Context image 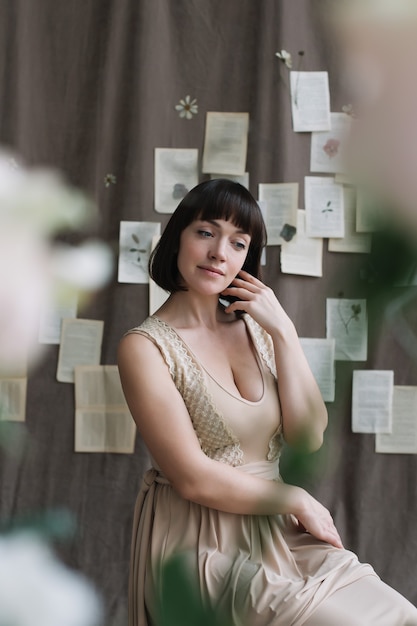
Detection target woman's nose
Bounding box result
[209,238,226,260]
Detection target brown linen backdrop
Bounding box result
[0,1,416,623]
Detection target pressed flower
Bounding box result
[275,49,292,68]
[323,138,340,158]
[175,95,198,119]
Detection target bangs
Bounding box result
[196,183,263,242]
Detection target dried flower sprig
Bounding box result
[342,103,357,118]
[276,50,305,108]
[275,49,293,68]
[338,300,362,334]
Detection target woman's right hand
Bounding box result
[293,489,344,549]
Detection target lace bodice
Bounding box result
[126,315,283,466]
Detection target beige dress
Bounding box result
[127,315,417,626]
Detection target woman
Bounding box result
[118,179,417,625]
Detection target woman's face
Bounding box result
[177,218,251,295]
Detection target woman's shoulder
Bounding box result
[119,315,189,379]
[119,317,169,358]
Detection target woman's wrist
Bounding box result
[269,318,297,345]
[280,483,308,516]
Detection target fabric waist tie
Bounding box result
[143,467,171,489]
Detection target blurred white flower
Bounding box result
[0,150,113,370]
[0,227,50,368]
[175,95,198,119]
[51,240,114,292]
[275,49,292,68]
[0,155,96,236]
[0,533,102,626]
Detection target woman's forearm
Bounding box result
[270,322,328,452]
[173,454,306,517]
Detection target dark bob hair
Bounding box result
[149,178,267,294]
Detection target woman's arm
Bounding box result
[222,271,328,452]
[117,332,341,548]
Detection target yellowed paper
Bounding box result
[352,370,393,433]
[305,176,345,238]
[326,298,368,361]
[258,183,298,245]
[74,365,136,453]
[154,148,199,214]
[328,188,372,253]
[0,377,27,422]
[290,71,331,132]
[310,113,351,174]
[38,294,78,344]
[280,210,323,277]
[202,112,249,175]
[118,221,161,284]
[376,386,417,454]
[57,318,104,383]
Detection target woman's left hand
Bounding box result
[221,270,293,337]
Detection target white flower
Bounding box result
[275,49,292,68]
[0,150,112,370]
[51,240,114,292]
[0,154,95,236]
[175,95,198,119]
[0,227,50,368]
[0,533,102,626]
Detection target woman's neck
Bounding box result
[155,291,233,330]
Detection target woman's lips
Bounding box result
[198,265,225,276]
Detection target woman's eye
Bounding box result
[197,229,213,238]
[233,241,247,250]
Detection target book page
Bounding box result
[280,210,323,277]
[210,172,249,189]
[328,187,372,253]
[154,148,199,214]
[310,113,351,174]
[326,298,368,361]
[352,370,394,433]
[202,112,249,175]
[74,365,136,453]
[290,71,331,132]
[118,221,161,284]
[0,377,27,422]
[57,319,104,383]
[299,338,335,402]
[376,386,417,454]
[305,176,344,238]
[38,294,78,344]
[258,183,298,245]
[75,410,136,454]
